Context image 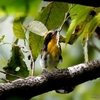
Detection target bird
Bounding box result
[40,29,62,71]
[40,29,74,94]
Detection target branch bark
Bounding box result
[0,59,100,99]
[43,0,100,7]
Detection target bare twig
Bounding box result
[0,78,11,83]
[83,35,89,62]
[0,70,23,79]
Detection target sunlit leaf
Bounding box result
[68,21,86,44]
[3,45,29,80]
[81,9,100,42]
[25,20,48,36]
[13,16,26,39]
[37,2,69,30]
[88,13,100,37]
[29,32,43,60]
[68,4,84,20]
[66,6,93,44]
[68,8,96,44]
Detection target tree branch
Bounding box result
[43,0,100,7]
[0,59,100,99]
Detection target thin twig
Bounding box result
[83,36,89,62]
[30,59,35,76]
[0,70,23,78]
[0,78,11,83]
[57,4,76,32]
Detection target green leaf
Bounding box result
[3,45,29,80]
[68,4,84,20]
[88,13,100,37]
[13,16,26,39]
[37,2,69,30]
[29,32,43,60]
[68,21,86,44]
[0,0,41,16]
[81,9,100,42]
[66,6,93,43]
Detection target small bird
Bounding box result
[40,30,71,94]
[40,30,62,71]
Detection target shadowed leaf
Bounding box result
[37,2,69,30]
[29,32,43,60]
[3,45,29,80]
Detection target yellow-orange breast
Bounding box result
[47,34,61,58]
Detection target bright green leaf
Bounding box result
[37,2,69,30]
[66,6,93,43]
[68,7,100,44]
[13,16,26,39]
[88,13,100,37]
[81,10,100,42]
[29,32,43,60]
[68,21,86,44]
[68,4,84,20]
[3,45,29,80]
[75,7,93,24]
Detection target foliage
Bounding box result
[0,0,41,16]
[3,42,29,80]
[0,0,100,100]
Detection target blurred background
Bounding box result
[0,1,100,100]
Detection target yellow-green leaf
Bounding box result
[68,4,84,20]
[81,12,100,42]
[66,6,93,44]
[88,13,100,37]
[13,16,26,39]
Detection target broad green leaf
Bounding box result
[13,16,26,39]
[3,45,29,80]
[66,6,93,43]
[37,2,68,30]
[24,20,48,36]
[0,0,41,16]
[29,32,43,60]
